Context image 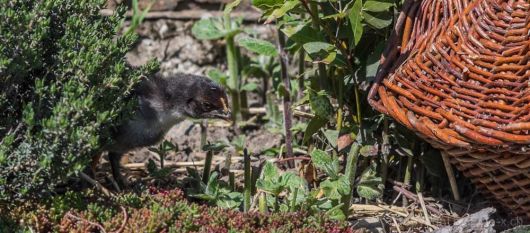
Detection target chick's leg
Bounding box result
[108,152,127,189]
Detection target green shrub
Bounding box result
[0,0,157,202]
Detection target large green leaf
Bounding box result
[356,164,384,200]
[308,89,333,119]
[348,0,363,46]
[252,0,284,11]
[363,0,394,12]
[303,42,337,64]
[238,37,278,57]
[224,0,242,16]
[363,11,392,29]
[191,18,225,40]
[320,176,350,200]
[282,23,325,44]
[265,0,299,23]
[302,116,329,145]
[310,149,339,179]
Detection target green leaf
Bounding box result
[252,0,283,11]
[191,18,225,40]
[281,23,324,44]
[310,149,339,179]
[320,176,350,200]
[360,145,378,157]
[238,37,278,57]
[265,0,300,23]
[363,11,392,29]
[224,0,242,16]
[202,141,228,152]
[303,42,337,64]
[256,161,287,195]
[357,164,384,200]
[326,204,346,221]
[217,192,243,209]
[308,89,333,119]
[241,83,258,92]
[207,69,228,87]
[323,129,339,148]
[365,41,385,81]
[302,116,328,145]
[349,0,363,46]
[363,0,394,12]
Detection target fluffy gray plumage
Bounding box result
[103,73,229,187]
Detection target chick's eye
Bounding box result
[204,103,214,110]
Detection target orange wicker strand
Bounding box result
[369,0,530,219]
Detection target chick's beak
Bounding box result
[215,109,231,121]
[216,97,231,121]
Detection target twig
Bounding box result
[417,192,432,226]
[110,206,128,233]
[393,185,442,215]
[248,107,314,119]
[376,204,438,229]
[441,152,461,201]
[79,172,115,198]
[273,156,311,164]
[391,216,402,233]
[65,211,107,233]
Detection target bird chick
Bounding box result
[104,73,230,187]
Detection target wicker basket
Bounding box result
[368,0,530,218]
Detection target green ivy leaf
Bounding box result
[238,37,278,57]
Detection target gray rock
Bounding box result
[434,208,496,233]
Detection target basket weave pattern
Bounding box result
[368,0,530,218]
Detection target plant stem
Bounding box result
[243,149,251,212]
[402,143,414,206]
[415,160,432,226]
[441,152,461,201]
[229,171,235,192]
[202,150,213,184]
[225,30,241,124]
[381,118,390,189]
[277,28,294,163]
[290,188,298,212]
[259,192,267,213]
[336,75,344,133]
[298,48,305,101]
[308,2,327,90]
[200,120,207,149]
[236,46,250,120]
[274,195,280,212]
[353,83,364,142]
[342,143,361,215]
